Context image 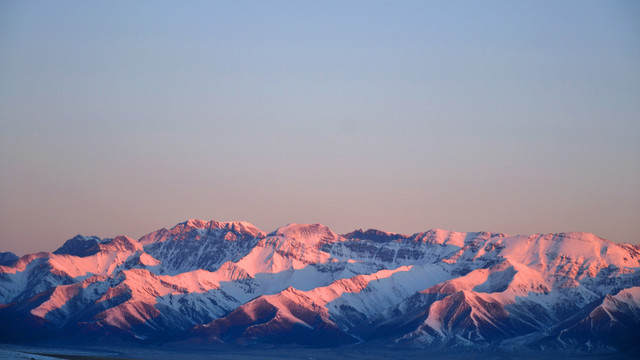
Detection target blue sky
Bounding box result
[1,1,639,254]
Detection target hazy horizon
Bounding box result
[1,1,639,255]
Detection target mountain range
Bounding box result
[1,219,639,353]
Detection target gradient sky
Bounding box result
[1,1,639,255]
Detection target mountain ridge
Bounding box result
[0,219,638,353]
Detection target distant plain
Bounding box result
[2,344,638,360]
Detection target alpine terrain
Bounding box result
[1,220,639,353]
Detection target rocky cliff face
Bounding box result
[1,220,638,352]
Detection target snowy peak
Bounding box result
[343,228,409,242]
[192,285,356,346]
[53,235,102,257]
[138,220,265,274]
[498,232,640,271]
[54,235,142,257]
[175,219,265,238]
[176,219,264,235]
[0,251,19,266]
[412,229,498,247]
[542,286,640,351]
[99,235,142,252]
[182,218,211,229]
[138,219,265,245]
[269,223,342,246]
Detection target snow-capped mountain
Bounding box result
[0,220,638,352]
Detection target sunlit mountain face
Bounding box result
[1,220,639,353]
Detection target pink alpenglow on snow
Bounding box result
[0,219,639,352]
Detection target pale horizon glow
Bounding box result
[1,1,639,255]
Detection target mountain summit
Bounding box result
[0,220,638,352]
